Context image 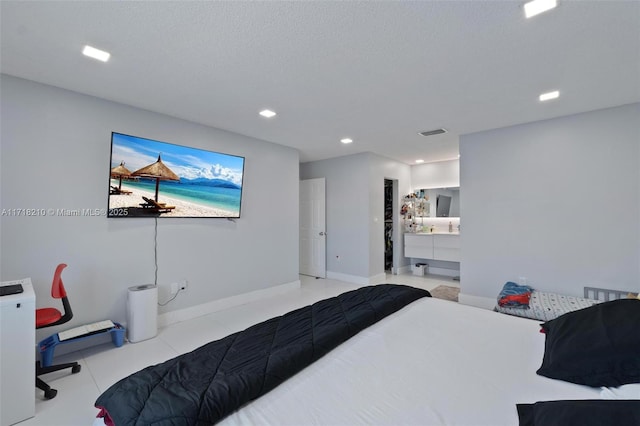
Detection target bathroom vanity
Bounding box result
[404,232,460,262]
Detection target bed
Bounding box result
[95,284,640,426]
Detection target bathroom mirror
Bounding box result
[417,187,460,217]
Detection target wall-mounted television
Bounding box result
[108,132,245,218]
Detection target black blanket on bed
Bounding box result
[95,284,430,425]
[517,400,640,426]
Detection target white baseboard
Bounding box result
[158,279,301,328]
[326,271,387,286]
[458,292,496,310]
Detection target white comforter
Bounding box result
[220,297,600,426]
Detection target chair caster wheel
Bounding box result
[44,388,58,399]
[72,365,81,374]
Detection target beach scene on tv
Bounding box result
[108,133,244,218]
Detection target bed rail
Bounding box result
[583,287,636,301]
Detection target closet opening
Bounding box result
[384,179,395,272]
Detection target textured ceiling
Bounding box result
[1,1,639,164]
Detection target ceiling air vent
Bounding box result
[419,128,447,137]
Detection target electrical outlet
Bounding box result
[170,281,188,295]
[519,276,527,285]
[336,255,340,261]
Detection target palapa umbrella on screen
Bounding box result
[110,161,132,191]
[131,154,180,202]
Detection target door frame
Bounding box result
[299,178,326,278]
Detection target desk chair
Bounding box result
[35,263,81,399]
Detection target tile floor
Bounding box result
[24,273,458,426]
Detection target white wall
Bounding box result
[0,75,300,338]
[459,103,640,306]
[300,152,411,283]
[300,154,370,281]
[368,153,413,277]
[410,159,460,190]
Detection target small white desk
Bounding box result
[0,279,35,426]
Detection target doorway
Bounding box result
[299,178,326,278]
[384,179,394,272]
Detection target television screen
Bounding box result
[108,132,245,218]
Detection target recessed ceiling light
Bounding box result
[539,90,560,101]
[340,138,353,144]
[259,109,277,118]
[524,0,557,18]
[415,159,425,164]
[82,45,110,62]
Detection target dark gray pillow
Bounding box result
[536,299,640,387]
[517,400,640,426]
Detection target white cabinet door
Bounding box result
[433,235,460,262]
[0,282,35,426]
[404,234,433,259]
[299,178,326,278]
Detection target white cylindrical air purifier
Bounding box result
[126,284,158,343]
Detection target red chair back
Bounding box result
[37,263,73,329]
[51,263,68,299]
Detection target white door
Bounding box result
[300,178,326,278]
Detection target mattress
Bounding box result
[495,291,600,321]
[94,285,430,425]
[218,297,600,426]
